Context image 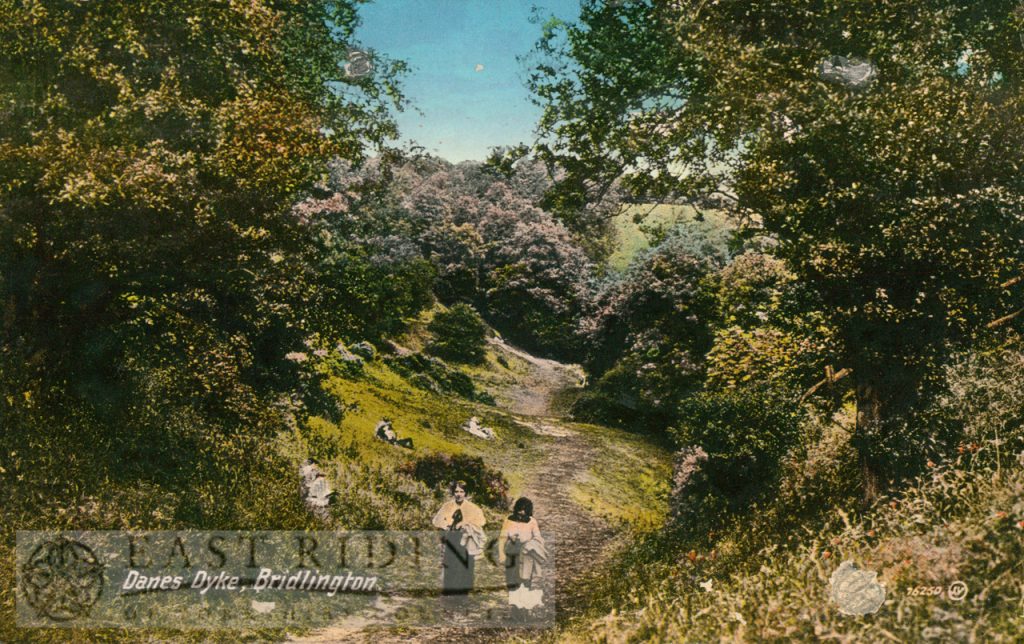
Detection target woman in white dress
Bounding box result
[497,497,546,621]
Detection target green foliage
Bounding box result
[399,453,511,510]
[562,344,1024,640]
[575,235,719,431]
[0,9,423,638]
[714,252,795,328]
[426,303,488,364]
[669,385,802,521]
[706,326,810,391]
[707,252,834,392]
[530,0,1024,491]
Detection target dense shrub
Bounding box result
[426,304,488,364]
[669,385,802,521]
[399,453,511,510]
[385,352,483,400]
[482,217,594,359]
[705,326,820,391]
[571,358,678,431]
[574,236,718,430]
[714,252,795,328]
[706,251,835,396]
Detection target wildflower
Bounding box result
[285,352,308,363]
[926,460,936,468]
[1016,520,1024,530]
[866,530,876,538]
[995,511,1008,520]
[313,349,328,357]
[687,550,698,562]
[822,550,832,559]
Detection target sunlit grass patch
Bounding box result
[569,422,671,530]
[314,360,543,497]
[608,203,733,272]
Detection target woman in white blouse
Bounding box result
[497,497,546,620]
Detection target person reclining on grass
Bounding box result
[375,418,414,449]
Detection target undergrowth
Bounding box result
[550,342,1024,642]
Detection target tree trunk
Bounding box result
[855,380,885,504]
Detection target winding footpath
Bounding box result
[288,340,620,643]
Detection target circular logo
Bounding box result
[830,560,886,616]
[21,538,104,621]
[947,580,968,602]
[344,49,373,80]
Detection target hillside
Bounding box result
[549,343,1024,642]
[284,309,672,641]
[608,204,734,272]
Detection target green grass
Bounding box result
[316,361,544,492]
[570,422,672,530]
[608,203,734,272]
[548,415,1024,643]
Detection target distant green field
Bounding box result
[608,203,734,272]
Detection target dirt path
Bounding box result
[485,337,585,417]
[288,341,616,643]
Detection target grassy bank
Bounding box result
[548,346,1024,642]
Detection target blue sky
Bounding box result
[356,0,581,162]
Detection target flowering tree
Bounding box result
[373,157,596,359]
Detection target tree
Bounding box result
[575,235,717,429]
[427,303,488,364]
[0,0,406,383]
[0,1,409,522]
[530,0,1024,498]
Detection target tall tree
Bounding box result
[0,0,413,521]
[530,0,1024,498]
[0,0,405,385]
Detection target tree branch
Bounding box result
[987,308,1024,330]
[799,367,852,404]
[1000,274,1023,289]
